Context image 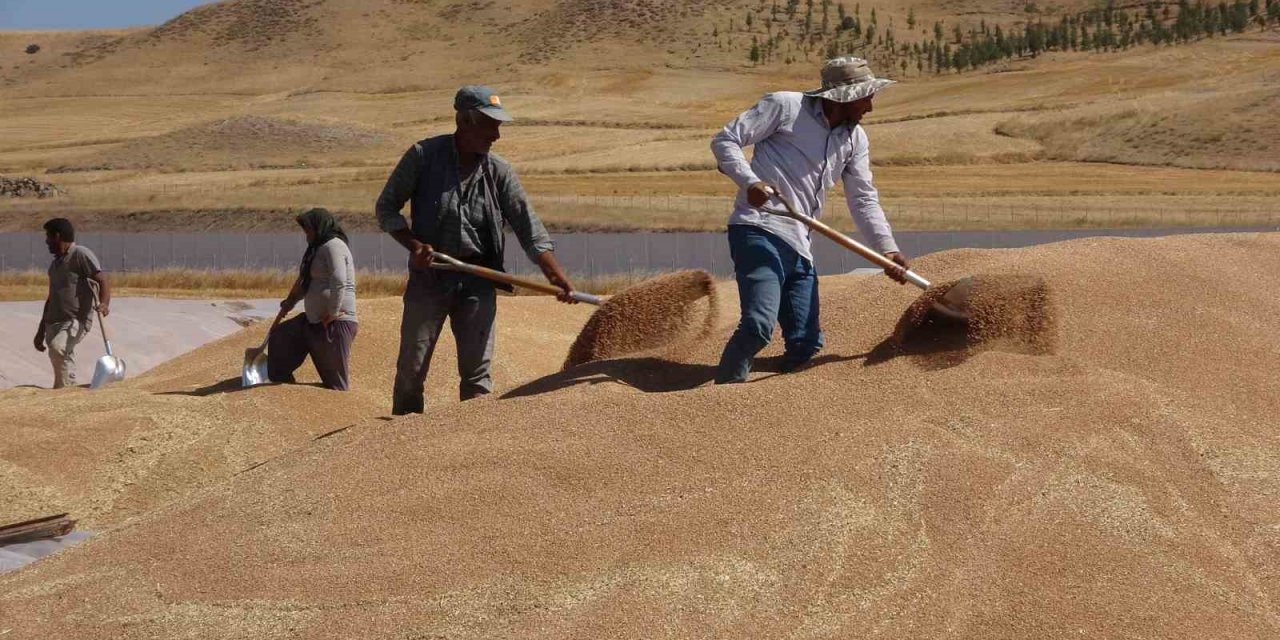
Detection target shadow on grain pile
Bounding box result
[869,274,1057,369]
[562,270,718,370]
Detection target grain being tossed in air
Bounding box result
[563,269,718,369]
[891,273,1057,357]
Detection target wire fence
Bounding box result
[31,180,1280,232]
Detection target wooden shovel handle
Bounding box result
[763,191,932,290]
[87,279,112,352]
[765,193,900,272]
[256,307,289,351]
[429,253,601,305]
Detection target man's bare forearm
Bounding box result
[535,251,572,289]
[389,229,421,253]
[37,297,49,331]
[92,272,111,308]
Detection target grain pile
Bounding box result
[0,297,594,528]
[563,269,717,369]
[890,274,1057,365]
[2,233,1280,639]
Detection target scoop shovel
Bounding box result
[241,307,288,387]
[428,252,602,304]
[428,252,719,369]
[89,303,126,390]
[760,190,971,321]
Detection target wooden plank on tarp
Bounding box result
[0,513,76,546]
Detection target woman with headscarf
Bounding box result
[267,208,359,390]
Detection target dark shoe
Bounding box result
[779,357,812,373]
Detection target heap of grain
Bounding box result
[3,233,1279,639]
[563,269,718,369]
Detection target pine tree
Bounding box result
[1028,21,1044,55]
[1230,0,1250,30]
[1205,2,1220,34]
[908,8,917,29]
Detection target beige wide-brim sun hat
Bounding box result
[803,56,896,102]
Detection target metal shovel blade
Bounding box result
[928,276,974,321]
[242,347,269,387]
[90,354,126,389]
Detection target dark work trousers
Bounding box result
[715,224,823,384]
[267,314,359,391]
[392,269,497,415]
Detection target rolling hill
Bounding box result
[0,0,1276,231]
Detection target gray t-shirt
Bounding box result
[303,238,357,324]
[45,244,102,324]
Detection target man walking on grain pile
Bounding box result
[376,85,581,415]
[33,218,111,389]
[711,56,909,384]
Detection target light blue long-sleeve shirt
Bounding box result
[710,91,899,261]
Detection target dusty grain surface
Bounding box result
[2,233,1279,638]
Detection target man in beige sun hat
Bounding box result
[710,56,909,383]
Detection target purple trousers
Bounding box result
[267,315,358,391]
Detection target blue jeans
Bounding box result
[715,225,823,383]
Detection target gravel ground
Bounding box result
[1,233,1278,638]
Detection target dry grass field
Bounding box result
[1,0,1277,234]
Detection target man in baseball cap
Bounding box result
[374,85,579,414]
[709,56,910,384]
[453,84,513,122]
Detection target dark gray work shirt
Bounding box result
[374,135,553,268]
[45,244,102,324]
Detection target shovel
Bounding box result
[241,307,288,387]
[428,252,602,304]
[89,302,126,390]
[429,252,721,370]
[761,190,971,321]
